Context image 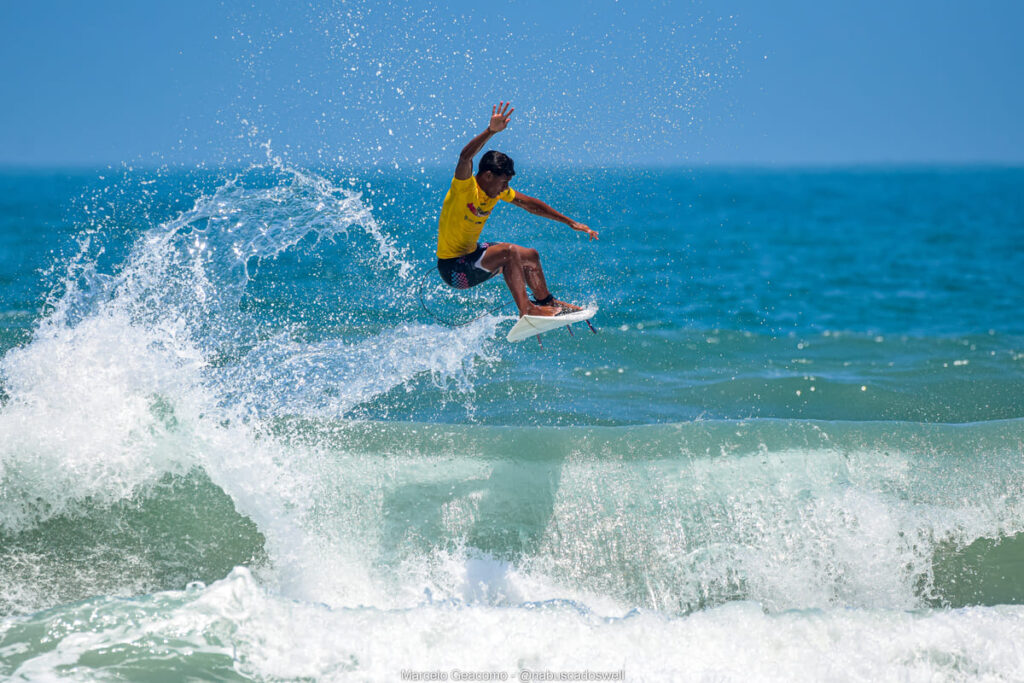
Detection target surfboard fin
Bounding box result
[585,320,597,334]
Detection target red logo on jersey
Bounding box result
[467,202,490,218]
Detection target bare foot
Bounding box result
[524,304,560,317]
[553,299,582,312]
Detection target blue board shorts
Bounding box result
[437,242,499,289]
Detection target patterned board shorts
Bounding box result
[437,242,499,289]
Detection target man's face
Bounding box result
[478,171,512,198]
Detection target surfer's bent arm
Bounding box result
[455,103,514,180]
[512,193,600,241]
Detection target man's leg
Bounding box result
[484,243,582,313]
[480,243,559,316]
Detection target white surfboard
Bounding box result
[506,306,597,342]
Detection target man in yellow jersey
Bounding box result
[436,102,598,317]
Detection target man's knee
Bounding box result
[504,244,522,264]
[516,246,539,262]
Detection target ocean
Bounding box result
[1,162,1023,680]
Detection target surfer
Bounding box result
[436,102,598,317]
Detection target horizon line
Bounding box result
[2,159,1023,173]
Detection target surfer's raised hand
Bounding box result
[570,221,599,241]
[455,102,514,178]
[488,102,514,133]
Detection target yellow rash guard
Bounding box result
[436,175,516,259]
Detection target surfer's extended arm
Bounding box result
[455,103,514,180]
[512,193,599,241]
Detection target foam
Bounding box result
[527,435,1024,615]
[281,419,1024,616]
[0,310,201,531]
[6,568,1024,681]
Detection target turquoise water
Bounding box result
[1,163,1023,680]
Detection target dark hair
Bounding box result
[478,150,516,177]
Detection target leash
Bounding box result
[415,266,513,328]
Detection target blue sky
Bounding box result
[1,0,1021,166]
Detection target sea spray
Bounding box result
[0,159,503,616]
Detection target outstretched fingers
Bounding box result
[488,102,514,132]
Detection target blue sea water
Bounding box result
[1,162,1023,680]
